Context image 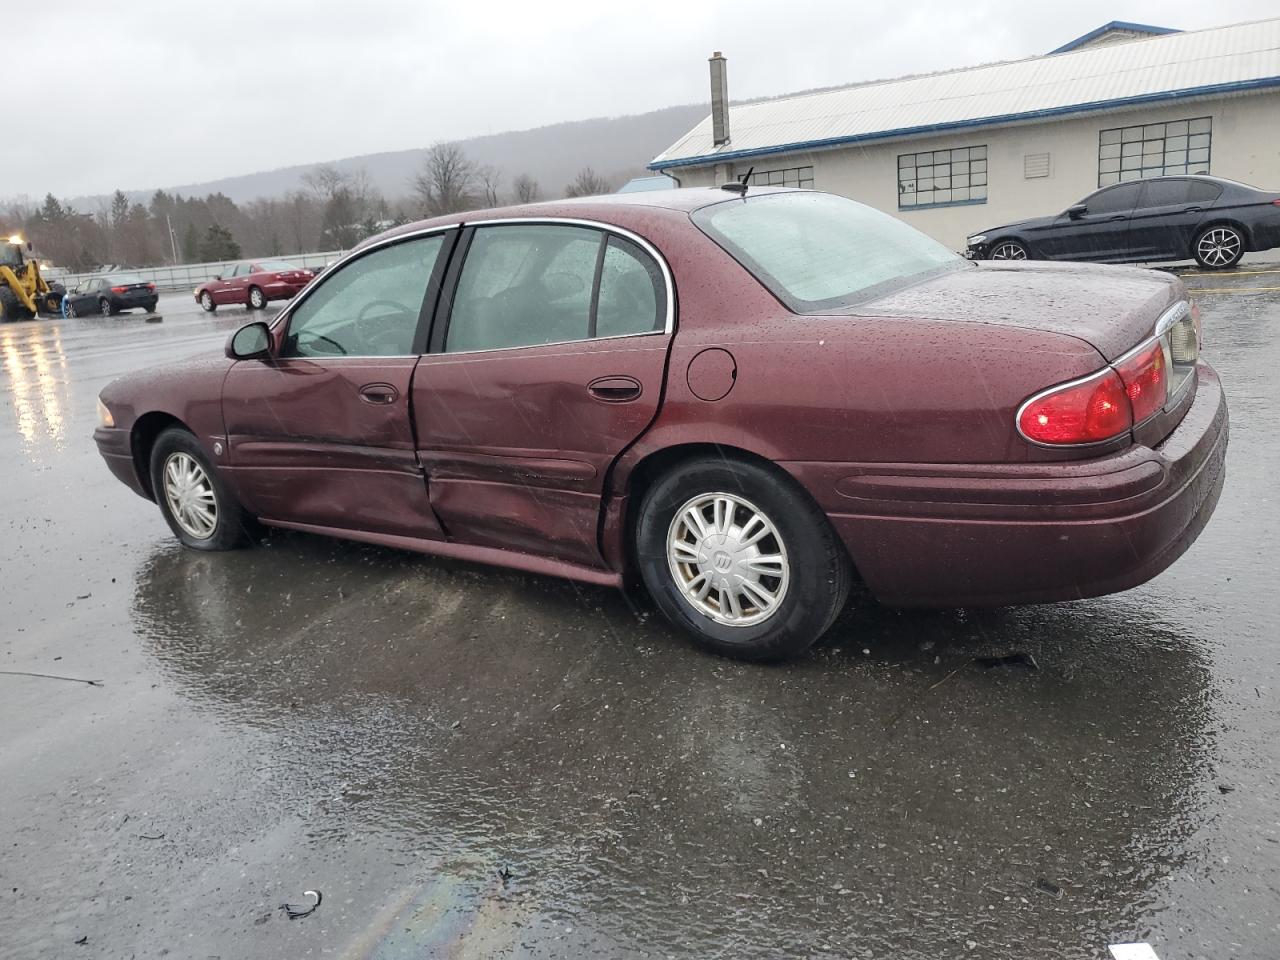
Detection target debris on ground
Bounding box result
[280,889,321,919]
[137,833,165,840]
[496,866,512,886]
[1217,783,1236,794]
[74,935,88,945]
[976,653,1039,671]
[0,670,103,687]
[1033,878,1063,899]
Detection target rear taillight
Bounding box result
[1019,301,1200,446]
[146,283,156,291]
[110,285,127,293]
[1018,370,1131,444]
[1272,199,1280,206]
[1115,340,1167,424]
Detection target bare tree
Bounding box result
[477,165,503,208]
[564,167,612,199]
[512,174,540,204]
[410,142,477,217]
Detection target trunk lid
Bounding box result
[850,260,1185,361]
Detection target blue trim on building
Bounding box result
[898,197,987,213]
[647,76,1280,171]
[1050,21,1180,55]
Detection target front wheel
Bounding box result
[149,427,253,551]
[200,291,217,312]
[66,299,79,318]
[635,458,852,661]
[1194,225,1244,269]
[989,239,1028,261]
[99,298,114,317]
[248,286,266,309]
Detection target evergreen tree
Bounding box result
[199,223,241,261]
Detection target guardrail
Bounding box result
[47,250,345,293]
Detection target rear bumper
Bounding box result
[93,426,151,500]
[261,281,306,300]
[787,362,1228,607]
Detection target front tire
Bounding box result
[1194,225,1244,269]
[989,239,1028,261]
[99,298,114,317]
[635,457,851,661]
[248,286,266,310]
[66,300,78,318]
[200,291,217,312]
[149,427,253,551]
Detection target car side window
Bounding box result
[1137,180,1192,207]
[446,225,600,352]
[1086,184,1141,215]
[595,236,665,338]
[282,234,445,358]
[1187,180,1223,203]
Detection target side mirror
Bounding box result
[213,274,223,281]
[1066,203,1087,219]
[226,321,272,361]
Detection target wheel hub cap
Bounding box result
[162,452,218,539]
[1199,229,1240,266]
[667,492,790,627]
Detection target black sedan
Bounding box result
[966,175,1280,270]
[65,275,159,317]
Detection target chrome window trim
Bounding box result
[1016,299,1196,447]
[266,217,675,360]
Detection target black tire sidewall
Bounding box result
[1194,225,1244,270]
[149,428,249,551]
[201,293,216,312]
[635,459,849,661]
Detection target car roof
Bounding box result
[365,186,804,247]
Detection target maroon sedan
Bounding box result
[95,189,1227,660]
[194,260,315,312]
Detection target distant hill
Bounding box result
[86,103,709,208]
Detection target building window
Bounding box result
[748,165,814,189]
[1098,117,1211,187]
[898,146,987,209]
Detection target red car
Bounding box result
[195,260,315,312]
[95,189,1227,661]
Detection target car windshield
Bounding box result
[692,191,965,312]
[257,261,298,272]
[108,274,144,285]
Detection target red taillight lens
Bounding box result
[146,283,156,291]
[1018,370,1131,444]
[1272,199,1280,206]
[1115,341,1168,424]
[110,285,127,293]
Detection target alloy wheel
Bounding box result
[201,292,214,311]
[249,288,265,309]
[162,452,218,540]
[1197,228,1241,267]
[666,492,790,626]
[99,299,111,316]
[67,301,77,318]
[990,242,1027,261]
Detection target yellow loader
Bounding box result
[0,235,65,322]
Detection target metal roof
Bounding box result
[650,18,1280,171]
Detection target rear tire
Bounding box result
[149,427,253,551]
[200,291,217,312]
[248,286,266,309]
[1193,225,1244,270]
[634,457,851,661]
[66,299,79,318]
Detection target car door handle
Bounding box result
[358,382,399,405]
[587,376,642,403]
[1182,206,1203,213]
[1106,215,1127,222]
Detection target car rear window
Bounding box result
[108,274,144,285]
[692,192,963,312]
[257,261,298,272]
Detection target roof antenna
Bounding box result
[720,166,753,196]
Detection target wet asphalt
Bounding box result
[1,269,1278,960]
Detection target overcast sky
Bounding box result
[11,0,1278,199]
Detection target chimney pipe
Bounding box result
[709,51,730,147]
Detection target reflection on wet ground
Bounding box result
[2,285,1278,958]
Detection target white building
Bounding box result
[649,20,1280,250]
